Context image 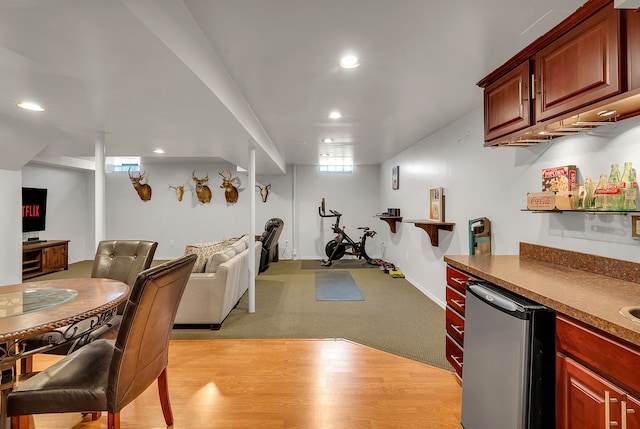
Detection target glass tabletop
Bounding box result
[0,288,78,319]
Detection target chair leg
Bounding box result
[10,415,29,429]
[19,356,32,375]
[91,412,102,420]
[157,368,173,425]
[107,412,120,429]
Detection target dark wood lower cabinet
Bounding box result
[556,315,640,429]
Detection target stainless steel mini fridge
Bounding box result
[461,281,555,429]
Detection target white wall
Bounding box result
[22,164,95,264]
[0,169,23,285]
[294,164,381,260]
[380,107,640,306]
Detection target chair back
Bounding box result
[107,254,196,411]
[91,240,158,286]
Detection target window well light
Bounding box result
[16,101,45,112]
[328,111,342,119]
[339,55,361,69]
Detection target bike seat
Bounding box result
[357,227,369,231]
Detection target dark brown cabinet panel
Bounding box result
[534,6,621,122]
[484,61,531,141]
[627,10,640,91]
[556,355,625,429]
[556,315,640,429]
[444,265,475,378]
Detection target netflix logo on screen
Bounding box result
[23,205,41,217]
[22,187,47,233]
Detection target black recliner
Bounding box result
[256,218,284,272]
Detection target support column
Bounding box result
[95,132,106,247]
[248,148,256,313]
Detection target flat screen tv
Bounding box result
[22,187,47,235]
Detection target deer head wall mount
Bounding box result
[192,170,212,204]
[168,184,185,202]
[128,169,152,201]
[219,169,239,204]
[256,183,271,203]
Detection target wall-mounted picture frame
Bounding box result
[429,187,444,221]
[392,166,399,190]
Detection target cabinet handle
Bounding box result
[450,324,464,336]
[450,355,463,367]
[451,277,467,286]
[531,73,536,100]
[451,299,465,309]
[606,391,620,428]
[622,400,627,429]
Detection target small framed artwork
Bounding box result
[429,187,444,221]
[392,166,399,190]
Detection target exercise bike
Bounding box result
[319,200,377,267]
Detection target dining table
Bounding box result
[0,278,130,429]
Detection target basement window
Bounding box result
[107,157,141,173]
[319,156,353,173]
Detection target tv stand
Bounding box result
[22,240,69,280]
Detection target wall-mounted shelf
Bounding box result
[522,209,639,215]
[405,220,455,247]
[379,216,403,233]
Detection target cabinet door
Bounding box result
[557,354,624,429]
[625,394,640,429]
[535,6,621,122]
[627,10,640,91]
[43,245,67,271]
[484,61,531,141]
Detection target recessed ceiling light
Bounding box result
[16,101,45,112]
[328,111,342,119]
[320,153,330,157]
[322,138,334,143]
[153,148,165,154]
[339,55,361,69]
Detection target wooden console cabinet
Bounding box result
[22,240,70,280]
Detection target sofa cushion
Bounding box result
[230,239,247,255]
[204,248,236,273]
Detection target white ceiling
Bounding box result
[0,0,588,175]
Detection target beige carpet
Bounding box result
[172,260,450,370]
[28,259,451,370]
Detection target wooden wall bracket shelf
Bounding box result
[379,216,403,233]
[405,220,455,247]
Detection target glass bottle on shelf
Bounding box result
[593,173,608,210]
[607,163,623,210]
[621,162,638,211]
[582,176,594,209]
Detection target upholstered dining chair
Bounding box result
[8,253,196,429]
[20,240,158,373]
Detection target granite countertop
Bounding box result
[444,244,640,348]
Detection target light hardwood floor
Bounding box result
[27,339,462,429]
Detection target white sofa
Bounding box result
[174,235,261,329]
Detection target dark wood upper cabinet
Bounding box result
[627,10,640,91]
[484,61,531,141]
[534,5,621,122]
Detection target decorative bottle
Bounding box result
[607,164,623,210]
[593,173,608,210]
[621,162,638,211]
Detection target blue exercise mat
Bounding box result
[315,271,364,301]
